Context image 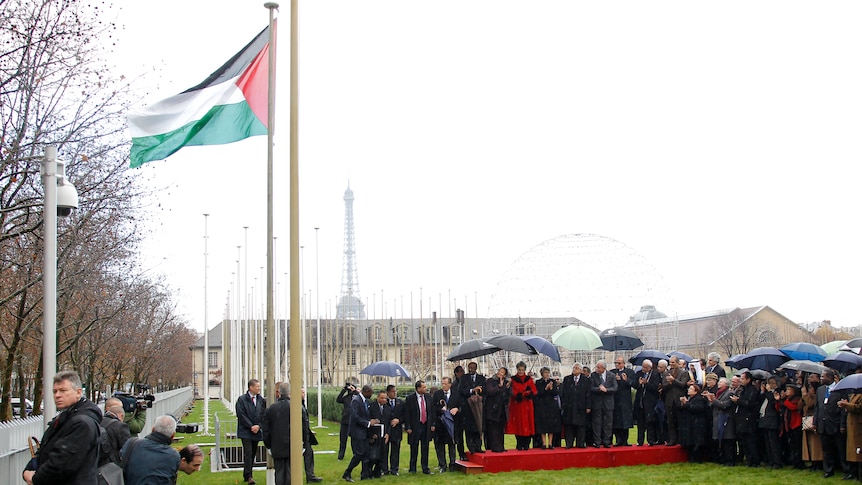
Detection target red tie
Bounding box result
[419,395,426,424]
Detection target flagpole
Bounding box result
[287,0,304,483]
[203,213,210,435]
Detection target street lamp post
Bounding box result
[41,146,78,426]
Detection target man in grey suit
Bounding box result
[590,360,617,448]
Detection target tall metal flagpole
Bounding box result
[286,0,304,482]
[263,2,280,483]
[203,214,210,434]
[315,227,323,427]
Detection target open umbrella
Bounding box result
[598,327,644,352]
[780,342,828,362]
[447,338,501,361]
[628,349,669,366]
[777,360,824,375]
[519,335,561,362]
[840,338,862,354]
[734,368,772,380]
[669,351,694,363]
[359,361,411,380]
[551,325,602,351]
[725,354,745,369]
[833,374,862,394]
[733,347,791,372]
[823,352,862,375]
[484,334,538,356]
[821,340,848,356]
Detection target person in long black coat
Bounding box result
[633,359,661,446]
[560,362,591,448]
[262,382,292,485]
[816,369,851,479]
[236,379,266,484]
[458,362,486,454]
[336,383,358,460]
[432,377,459,472]
[484,367,511,452]
[368,390,392,478]
[343,385,379,482]
[731,371,761,468]
[451,366,467,460]
[610,357,637,446]
[534,367,562,449]
[679,384,710,463]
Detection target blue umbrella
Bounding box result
[823,352,862,375]
[780,342,828,362]
[629,349,669,366]
[439,409,455,439]
[359,361,411,380]
[733,347,791,372]
[725,354,745,368]
[669,351,694,363]
[519,335,561,362]
[833,374,862,394]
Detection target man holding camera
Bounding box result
[236,379,266,485]
[336,382,358,460]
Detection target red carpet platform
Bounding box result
[455,445,688,474]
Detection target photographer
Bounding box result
[337,382,358,460]
[125,406,147,438]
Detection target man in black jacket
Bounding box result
[633,359,661,446]
[384,384,405,475]
[336,382,358,460]
[816,369,852,479]
[458,362,486,454]
[561,362,591,448]
[343,384,379,482]
[262,382,292,485]
[405,380,436,475]
[731,371,760,467]
[23,370,102,485]
[99,397,130,466]
[236,379,266,484]
[432,377,459,472]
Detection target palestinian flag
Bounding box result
[127,23,274,168]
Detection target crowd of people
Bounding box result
[21,370,202,485]
[331,352,862,482]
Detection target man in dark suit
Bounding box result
[261,382,291,485]
[633,359,661,446]
[368,390,392,478]
[458,361,486,454]
[236,378,266,485]
[405,380,436,474]
[384,385,405,475]
[432,377,459,472]
[705,352,727,379]
[611,356,637,446]
[590,360,617,448]
[451,366,467,460]
[343,384,378,482]
[730,371,760,467]
[561,362,591,448]
[336,383,358,460]
[816,369,852,479]
[662,356,691,446]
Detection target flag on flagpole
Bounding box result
[127,23,275,168]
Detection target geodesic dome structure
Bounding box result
[485,234,678,363]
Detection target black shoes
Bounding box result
[422,469,433,475]
[824,472,835,478]
[342,474,354,483]
[307,476,323,483]
[842,474,855,480]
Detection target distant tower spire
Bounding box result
[337,183,365,319]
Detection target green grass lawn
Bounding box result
[174,399,834,484]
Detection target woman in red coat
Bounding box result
[506,361,537,450]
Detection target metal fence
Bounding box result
[212,411,266,472]
[0,386,193,483]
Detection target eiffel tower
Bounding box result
[336,183,365,319]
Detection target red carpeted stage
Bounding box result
[455,445,689,474]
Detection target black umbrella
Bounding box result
[823,352,862,375]
[833,374,862,394]
[359,361,411,379]
[519,335,561,362]
[484,334,538,356]
[629,349,668,366]
[733,347,791,372]
[669,351,694,363]
[598,327,644,352]
[446,338,501,361]
[734,368,772,381]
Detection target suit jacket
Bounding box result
[561,373,591,426]
[404,392,436,445]
[663,367,690,408]
[734,383,761,434]
[349,393,372,441]
[633,369,661,422]
[236,392,266,440]
[432,388,459,419]
[815,383,847,436]
[705,364,727,379]
[590,370,617,411]
[369,400,393,440]
[262,397,291,459]
[458,373,487,431]
[387,396,405,442]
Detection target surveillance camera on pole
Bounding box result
[54,159,78,217]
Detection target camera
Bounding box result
[114,384,156,412]
[56,181,79,217]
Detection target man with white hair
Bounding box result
[121,415,181,485]
[705,352,727,379]
[634,359,661,446]
[590,360,617,448]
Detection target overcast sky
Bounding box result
[112,1,862,334]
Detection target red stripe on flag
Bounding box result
[236,41,271,129]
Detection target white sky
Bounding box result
[111,1,862,334]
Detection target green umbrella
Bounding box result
[821,340,847,355]
[551,325,602,351]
